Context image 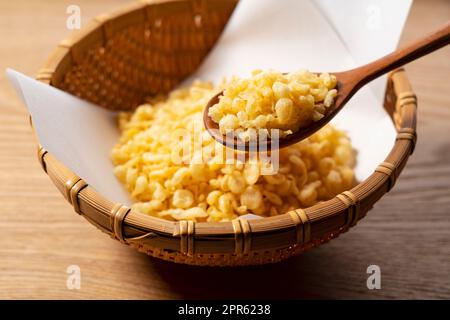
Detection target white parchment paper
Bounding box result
[7,0,412,205]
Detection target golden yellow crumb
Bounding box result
[208,70,337,139]
[111,80,354,222]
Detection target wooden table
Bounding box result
[0,0,449,299]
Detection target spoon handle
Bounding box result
[354,21,450,87]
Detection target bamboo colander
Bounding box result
[33,0,417,266]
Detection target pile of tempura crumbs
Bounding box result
[111,79,354,222]
[208,69,337,140]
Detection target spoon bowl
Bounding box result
[204,22,450,150]
[204,71,349,150]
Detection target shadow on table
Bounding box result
[146,242,362,299]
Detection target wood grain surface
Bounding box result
[0,0,449,299]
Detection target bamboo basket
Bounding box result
[33,0,417,266]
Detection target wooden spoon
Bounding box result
[204,22,450,150]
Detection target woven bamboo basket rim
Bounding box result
[31,0,417,265]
